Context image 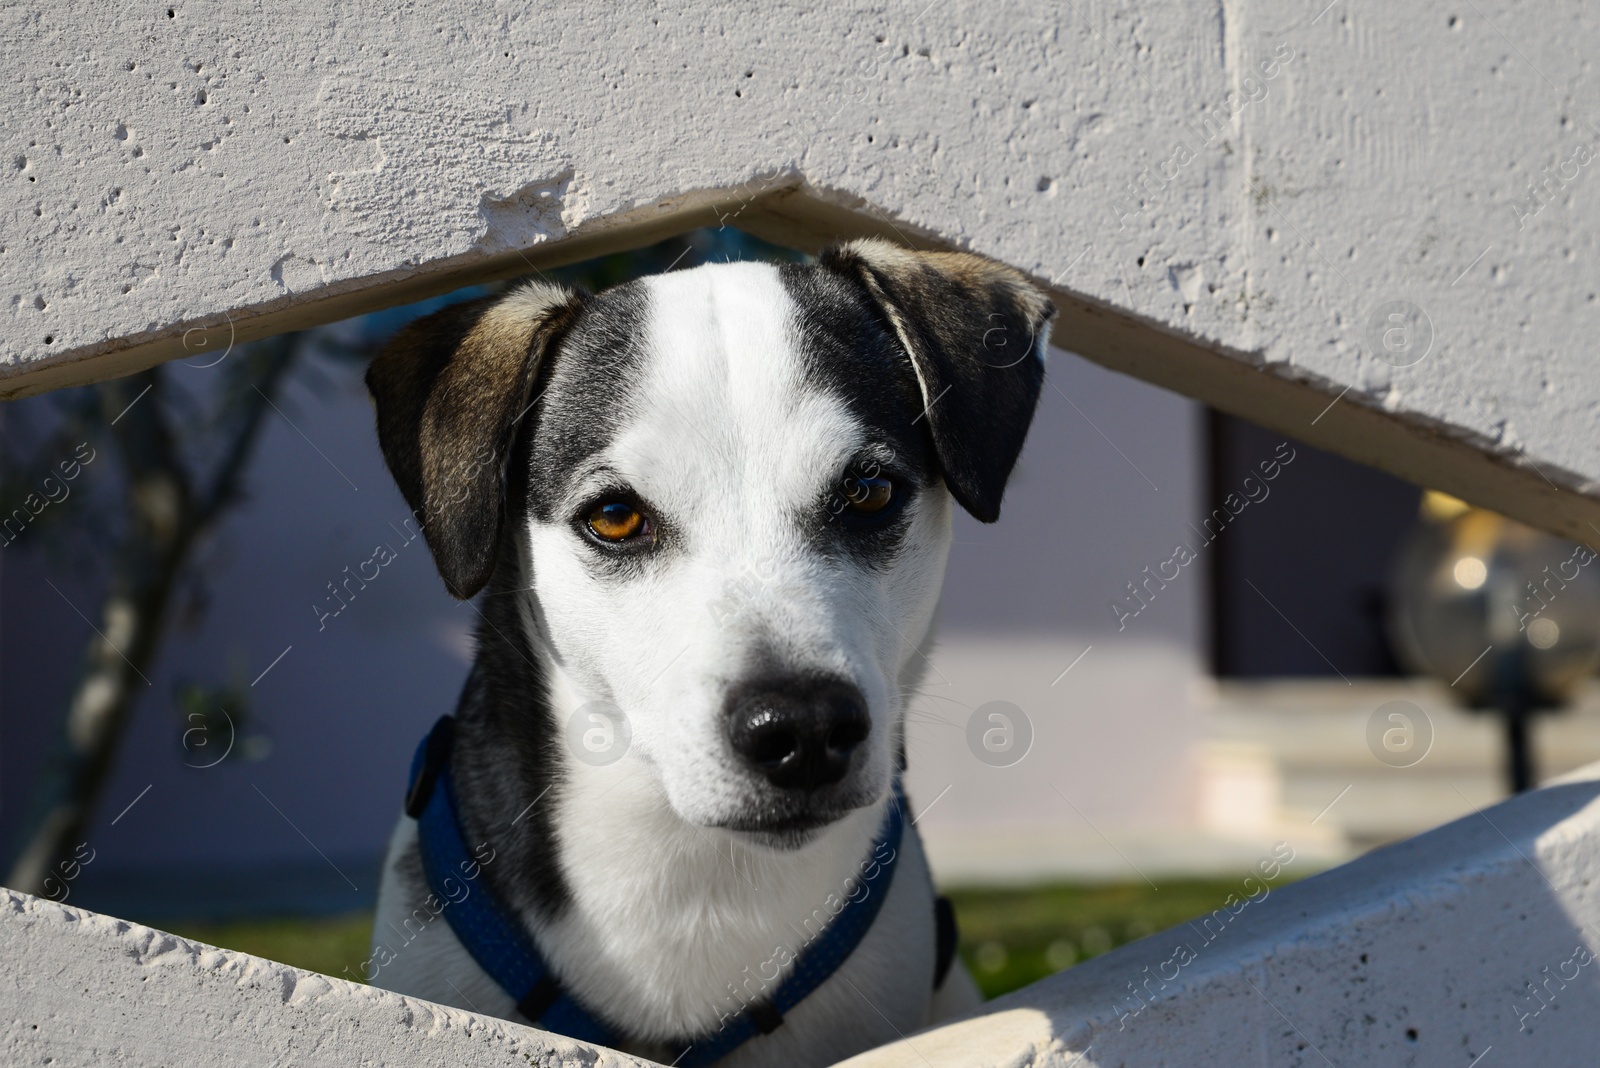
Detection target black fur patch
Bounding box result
[817,241,1053,523]
[779,264,934,568]
[521,282,653,523]
[448,541,571,919]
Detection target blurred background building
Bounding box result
[6,228,1599,925]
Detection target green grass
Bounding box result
[159,878,1295,1000]
[949,878,1296,999]
[166,913,375,984]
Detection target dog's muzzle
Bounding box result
[725,675,870,792]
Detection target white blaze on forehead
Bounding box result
[613,261,862,529]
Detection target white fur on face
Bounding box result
[524,261,952,829]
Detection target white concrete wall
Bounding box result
[843,760,1600,1067]
[1,889,650,1067]
[6,2,1600,544]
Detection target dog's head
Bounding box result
[367,239,1052,844]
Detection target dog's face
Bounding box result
[368,240,1052,844]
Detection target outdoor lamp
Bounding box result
[1387,492,1600,792]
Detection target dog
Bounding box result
[363,238,1053,1066]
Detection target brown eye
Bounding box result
[845,476,895,514]
[587,502,648,542]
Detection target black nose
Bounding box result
[726,677,871,791]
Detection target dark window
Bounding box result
[1207,410,1421,678]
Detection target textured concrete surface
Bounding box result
[1,889,654,1067]
[840,759,1600,1067]
[5,2,1600,543]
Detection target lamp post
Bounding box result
[1387,494,1600,793]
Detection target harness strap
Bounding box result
[406,715,913,1065]
[409,716,616,1047]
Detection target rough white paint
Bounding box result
[841,759,1600,1067]
[5,2,1600,542]
[0,889,653,1067]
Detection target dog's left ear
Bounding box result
[365,281,583,599]
[821,239,1055,523]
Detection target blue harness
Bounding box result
[404,716,946,1065]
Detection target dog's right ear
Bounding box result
[366,282,582,600]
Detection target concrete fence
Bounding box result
[7,1,1600,545]
[1,887,651,1066]
[842,761,1600,1067]
[8,762,1600,1065]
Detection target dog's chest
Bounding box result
[373,789,940,1067]
[533,768,894,1037]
